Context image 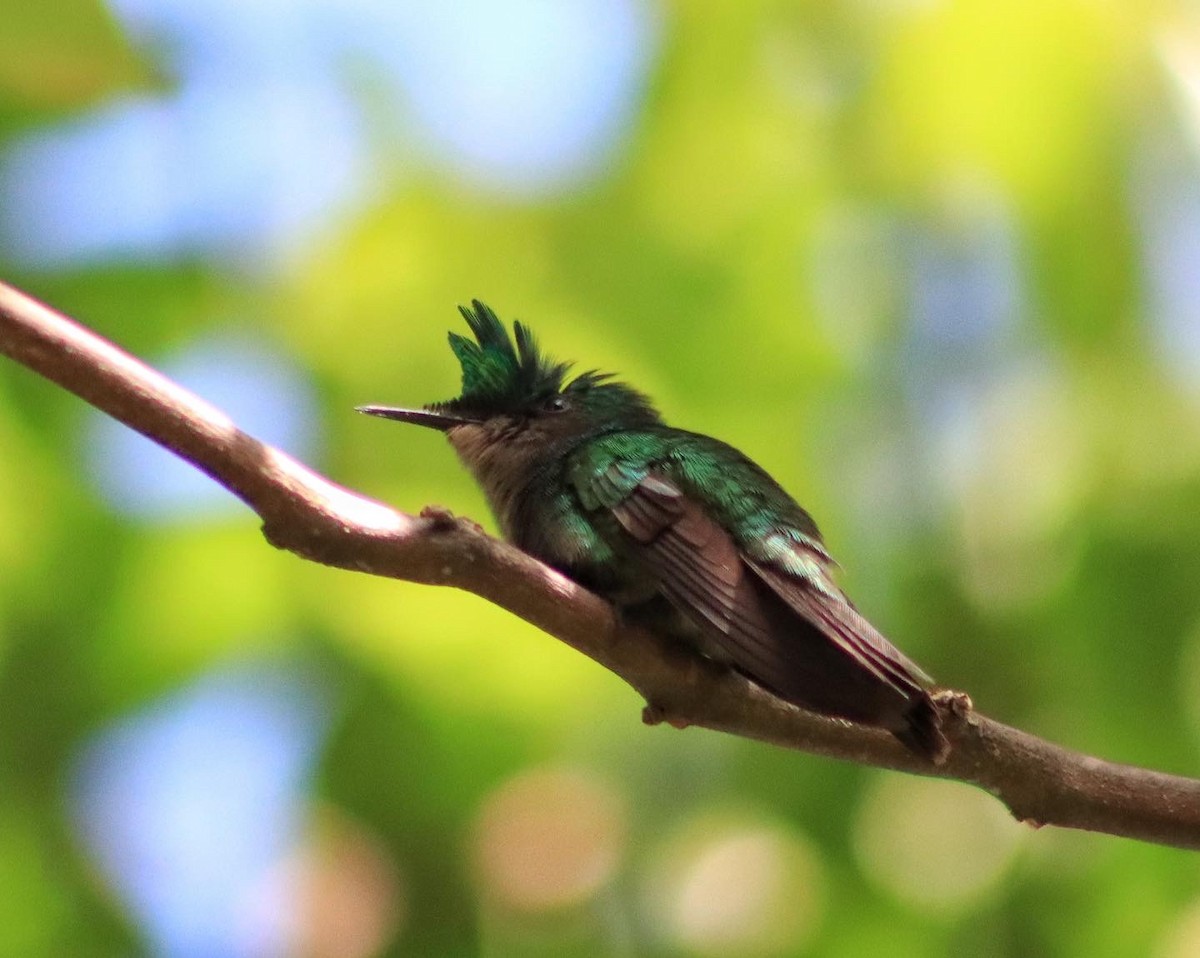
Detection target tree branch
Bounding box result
[1,279,1197,851]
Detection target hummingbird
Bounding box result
[360,302,947,760]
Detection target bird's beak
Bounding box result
[356,405,480,431]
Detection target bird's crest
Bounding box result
[443,300,572,410]
[436,300,662,424]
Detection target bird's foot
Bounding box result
[642,702,690,730]
[420,504,457,528]
[933,688,973,719]
[931,689,975,748]
[420,505,485,536]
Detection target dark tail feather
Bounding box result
[893,695,949,764]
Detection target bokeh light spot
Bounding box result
[645,815,825,957]
[1157,896,1200,958]
[0,82,364,268]
[472,766,626,912]
[939,361,1084,608]
[70,661,331,957]
[378,0,657,195]
[283,806,405,958]
[1132,127,1200,397]
[854,776,1024,914]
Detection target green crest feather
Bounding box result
[436,300,660,423]
[442,301,571,409]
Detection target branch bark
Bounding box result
[1,279,1198,851]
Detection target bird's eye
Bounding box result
[543,395,570,413]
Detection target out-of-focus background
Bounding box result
[2,0,1200,955]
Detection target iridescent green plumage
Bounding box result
[436,301,655,423]
[445,301,570,408]
[361,302,947,760]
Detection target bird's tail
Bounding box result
[893,695,949,764]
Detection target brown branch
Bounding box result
[2,279,1198,851]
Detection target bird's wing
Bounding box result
[569,440,937,741]
[743,553,931,692]
[573,452,793,683]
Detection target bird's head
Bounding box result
[359,301,662,451]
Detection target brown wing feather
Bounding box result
[746,559,928,693]
[607,470,946,759]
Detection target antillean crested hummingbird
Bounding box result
[360,302,947,760]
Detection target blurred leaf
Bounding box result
[0,0,154,118]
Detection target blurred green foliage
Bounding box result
[2,1,1200,956]
[0,0,148,114]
